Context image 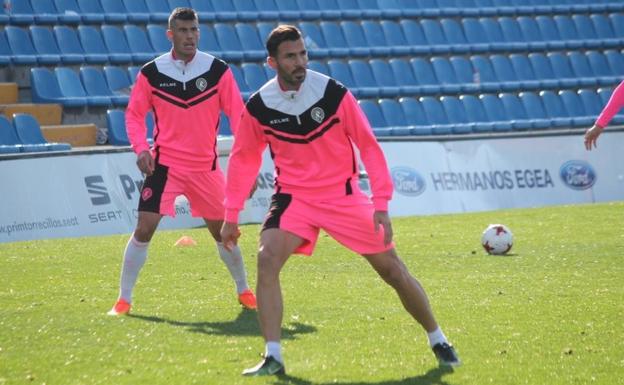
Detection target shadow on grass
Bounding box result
[127,309,317,339]
[271,366,454,385]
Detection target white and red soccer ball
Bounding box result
[481,224,513,255]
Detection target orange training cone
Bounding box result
[174,235,197,247]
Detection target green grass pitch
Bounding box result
[1,202,622,385]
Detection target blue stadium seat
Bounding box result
[490,54,521,90]
[327,60,357,90]
[103,66,132,96]
[53,26,91,64]
[189,0,216,22]
[53,0,83,24]
[30,67,86,107]
[519,91,565,128]
[241,63,268,92]
[308,60,330,75]
[146,25,170,56]
[420,97,452,134]
[29,26,69,64]
[232,0,262,21]
[75,0,105,23]
[539,90,573,127]
[469,55,499,90]
[440,19,470,53]
[320,21,351,57]
[609,13,624,39]
[399,97,432,135]
[596,87,624,124]
[547,52,579,87]
[449,56,480,93]
[400,20,430,52]
[106,109,130,145]
[559,90,593,126]
[276,0,306,20]
[81,66,127,106]
[124,25,156,62]
[214,23,245,61]
[517,16,552,51]
[348,59,380,97]
[431,57,462,93]
[375,0,403,18]
[535,16,567,49]
[462,18,492,52]
[380,21,413,55]
[440,96,475,134]
[460,95,495,132]
[4,117,52,153]
[296,0,327,20]
[480,94,513,131]
[358,100,389,135]
[0,30,11,66]
[12,113,72,151]
[314,0,343,19]
[229,64,250,99]
[78,26,113,64]
[360,21,392,56]
[121,0,150,23]
[56,67,111,107]
[509,54,542,90]
[0,116,24,153]
[590,14,621,47]
[388,58,420,95]
[210,0,238,21]
[127,66,140,83]
[253,0,287,21]
[553,15,584,49]
[500,93,544,130]
[197,25,221,56]
[234,23,265,60]
[102,25,139,63]
[587,51,619,84]
[369,59,400,97]
[341,21,372,57]
[605,50,624,75]
[410,58,440,94]
[99,0,128,23]
[379,98,407,128]
[256,22,276,43]
[30,0,61,23]
[568,51,601,86]
[5,26,39,65]
[7,0,36,25]
[499,17,537,51]
[572,14,604,46]
[527,53,559,88]
[218,112,232,136]
[169,0,191,10]
[578,89,604,117]
[480,17,511,51]
[421,19,450,53]
[299,22,329,58]
[144,0,171,22]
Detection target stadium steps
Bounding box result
[40,123,97,147]
[0,103,62,125]
[0,83,18,104]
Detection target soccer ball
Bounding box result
[481,224,513,255]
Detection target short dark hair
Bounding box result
[266,25,302,57]
[168,7,198,29]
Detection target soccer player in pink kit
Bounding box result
[220,25,460,376]
[107,8,256,316]
[585,80,624,150]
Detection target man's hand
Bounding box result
[373,211,393,246]
[584,124,604,151]
[136,150,155,176]
[220,221,241,252]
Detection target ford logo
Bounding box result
[559,160,596,190]
[391,167,426,196]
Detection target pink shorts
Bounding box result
[262,193,394,256]
[138,162,225,220]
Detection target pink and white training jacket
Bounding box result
[224,69,394,223]
[126,50,244,171]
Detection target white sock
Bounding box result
[119,235,149,303]
[427,327,448,347]
[265,341,283,363]
[216,242,249,294]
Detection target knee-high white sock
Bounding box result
[216,242,249,294]
[119,235,149,303]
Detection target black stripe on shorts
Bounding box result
[262,193,292,232]
[137,163,169,214]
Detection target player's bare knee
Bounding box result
[378,259,408,288]
[257,249,282,277]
